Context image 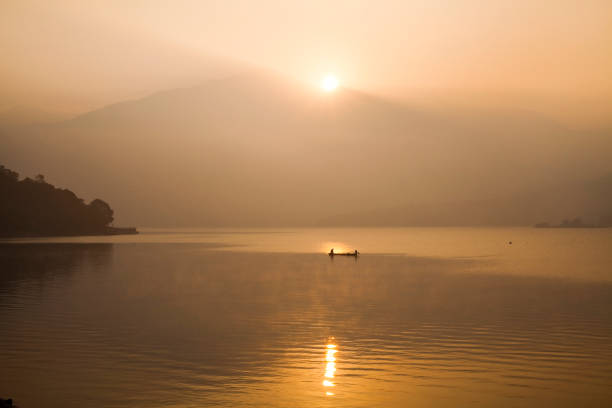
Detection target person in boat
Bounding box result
[354,249,359,256]
[329,248,334,256]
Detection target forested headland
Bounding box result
[0,164,136,237]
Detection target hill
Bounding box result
[1,71,611,226]
[0,164,134,237]
[320,173,612,227]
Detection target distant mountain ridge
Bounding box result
[319,173,612,227]
[1,70,611,226]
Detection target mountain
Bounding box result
[2,71,611,226]
[320,173,612,227]
[0,106,70,128]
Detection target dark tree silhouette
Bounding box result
[88,199,114,227]
[0,164,123,237]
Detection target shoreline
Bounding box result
[0,226,138,239]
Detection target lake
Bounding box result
[1,228,611,407]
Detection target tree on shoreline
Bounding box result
[0,164,115,236]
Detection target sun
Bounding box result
[321,75,339,92]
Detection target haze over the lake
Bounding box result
[1,2,612,407]
[2,0,612,228]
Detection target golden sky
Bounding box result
[1,0,611,118]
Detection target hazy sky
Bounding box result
[2,1,611,227]
[2,0,612,120]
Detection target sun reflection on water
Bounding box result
[321,242,351,254]
[323,338,337,395]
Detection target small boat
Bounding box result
[329,249,359,257]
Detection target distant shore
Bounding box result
[534,225,608,229]
[534,221,609,229]
[0,226,138,239]
[105,226,139,235]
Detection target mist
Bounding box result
[1,0,611,227]
[3,4,612,406]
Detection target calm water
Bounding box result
[1,228,611,407]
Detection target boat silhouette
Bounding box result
[328,249,359,257]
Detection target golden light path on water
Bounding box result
[324,339,337,396]
[321,242,353,254]
[2,230,612,406]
